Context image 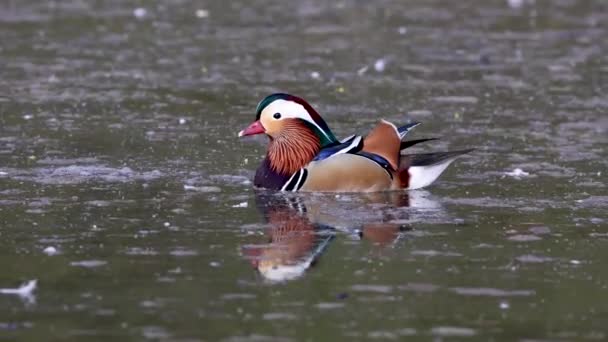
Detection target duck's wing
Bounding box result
[313,120,423,162]
[361,120,403,170]
[313,135,363,162]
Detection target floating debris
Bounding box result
[431,326,476,337]
[263,312,298,321]
[411,250,462,257]
[43,246,58,256]
[210,174,250,185]
[183,185,222,192]
[528,226,551,235]
[315,302,345,310]
[374,58,386,72]
[397,26,407,35]
[357,65,369,75]
[449,287,534,297]
[221,293,257,300]
[336,292,349,300]
[133,7,147,19]
[168,267,182,274]
[0,280,37,301]
[195,9,209,18]
[310,71,320,79]
[507,0,527,9]
[169,249,198,257]
[350,284,393,294]
[142,326,171,340]
[516,254,554,263]
[232,201,248,208]
[398,283,440,293]
[70,260,108,268]
[507,234,542,242]
[209,261,221,267]
[432,96,479,104]
[178,118,187,125]
[505,168,530,178]
[408,110,432,117]
[125,247,159,256]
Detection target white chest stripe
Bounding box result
[280,168,308,192]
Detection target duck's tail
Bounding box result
[398,149,473,190]
[364,120,471,190]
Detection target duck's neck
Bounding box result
[267,123,321,176]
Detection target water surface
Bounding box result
[0,0,607,340]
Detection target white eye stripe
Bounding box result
[263,100,310,121]
[262,99,332,141]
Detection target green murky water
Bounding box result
[1,0,607,340]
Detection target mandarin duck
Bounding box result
[239,93,471,192]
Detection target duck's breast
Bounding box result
[254,158,291,190]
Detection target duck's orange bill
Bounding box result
[238,120,265,137]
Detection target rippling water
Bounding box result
[1,0,607,340]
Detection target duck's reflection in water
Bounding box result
[242,190,441,282]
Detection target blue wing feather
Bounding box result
[397,122,420,139]
[312,134,392,175]
[356,151,394,177]
[313,135,363,161]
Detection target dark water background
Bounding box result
[0,0,607,340]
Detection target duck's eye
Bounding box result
[273,112,281,119]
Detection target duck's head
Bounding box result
[238,93,337,147]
